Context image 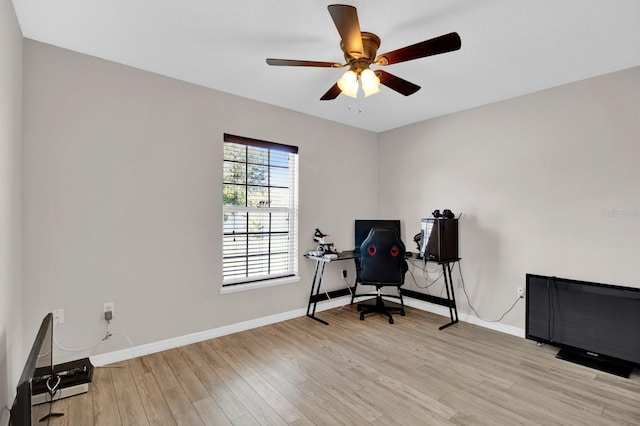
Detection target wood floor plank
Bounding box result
[128,356,152,376]
[215,345,303,423]
[191,362,248,421]
[143,352,180,391]
[162,348,210,403]
[343,365,457,421]
[194,340,229,370]
[192,396,232,426]
[296,375,382,423]
[66,387,95,426]
[134,371,177,426]
[91,367,122,426]
[291,379,371,426]
[214,363,287,426]
[264,378,356,425]
[439,390,537,426]
[287,415,315,426]
[162,386,205,426]
[110,364,150,425]
[230,413,260,426]
[356,375,452,425]
[602,405,640,425]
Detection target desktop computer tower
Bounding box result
[420,218,458,261]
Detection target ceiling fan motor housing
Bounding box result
[342,32,381,72]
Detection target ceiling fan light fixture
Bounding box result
[337,70,359,98]
[360,68,380,97]
[266,6,460,101]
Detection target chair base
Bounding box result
[357,294,405,324]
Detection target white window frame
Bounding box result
[222,133,299,290]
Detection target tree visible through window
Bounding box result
[222,134,298,286]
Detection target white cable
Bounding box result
[321,281,340,310]
[53,320,106,352]
[457,261,522,322]
[46,375,61,394]
[340,275,373,310]
[108,332,136,359]
[320,270,371,312]
[54,319,135,358]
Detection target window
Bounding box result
[222,133,299,287]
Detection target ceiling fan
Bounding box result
[266,4,461,100]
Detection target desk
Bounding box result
[402,257,460,330]
[305,251,460,330]
[305,250,356,325]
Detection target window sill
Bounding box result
[220,275,301,295]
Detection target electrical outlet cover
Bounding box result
[53,309,64,324]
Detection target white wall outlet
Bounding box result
[53,308,64,324]
[517,287,524,299]
[103,302,114,317]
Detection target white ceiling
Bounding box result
[12,0,640,133]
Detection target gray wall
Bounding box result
[22,40,378,362]
[0,0,23,421]
[379,66,640,328]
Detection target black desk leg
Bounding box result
[438,262,459,330]
[350,277,358,305]
[306,261,329,325]
[350,258,360,305]
[447,263,459,323]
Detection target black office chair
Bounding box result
[356,227,408,324]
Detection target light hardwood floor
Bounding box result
[33,305,640,425]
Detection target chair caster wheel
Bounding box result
[360,314,365,321]
[400,310,406,316]
[389,318,394,324]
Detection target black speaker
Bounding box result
[419,218,458,261]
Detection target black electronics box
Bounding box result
[420,218,458,261]
[32,358,94,397]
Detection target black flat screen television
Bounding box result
[10,313,62,425]
[526,273,640,377]
[354,220,401,252]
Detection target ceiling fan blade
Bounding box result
[376,70,421,96]
[266,58,342,68]
[320,83,342,100]
[376,32,461,65]
[328,4,364,58]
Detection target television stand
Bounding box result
[556,348,633,378]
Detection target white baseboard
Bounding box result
[402,298,525,338]
[90,297,347,366]
[91,295,524,366]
